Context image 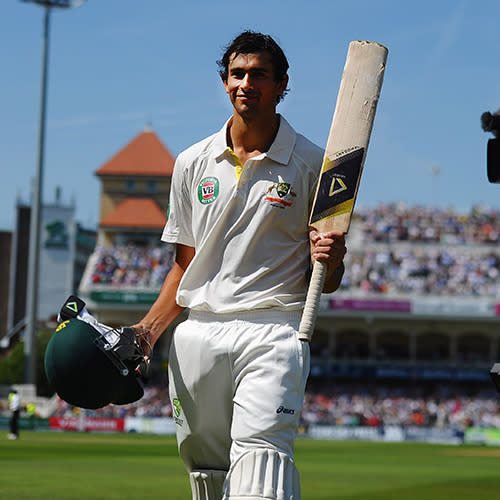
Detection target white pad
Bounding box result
[190,470,227,500]
[223,448,300,499]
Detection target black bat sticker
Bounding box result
[310,147,364,224]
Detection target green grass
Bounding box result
[297,439,500,499]
[1,432,499,499]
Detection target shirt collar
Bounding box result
[213,115,296,166]
[213,118,232,160]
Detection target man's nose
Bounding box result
[240,73,252,89]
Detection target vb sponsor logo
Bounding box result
[198,177,220,205]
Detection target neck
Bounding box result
[227,112,280,158]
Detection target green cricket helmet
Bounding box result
[44,318,149,410]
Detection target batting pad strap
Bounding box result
[223,448,300,500]
[190,469,227,500]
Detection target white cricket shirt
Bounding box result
[162,115,323,313]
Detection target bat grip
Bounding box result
[298,261,328,342]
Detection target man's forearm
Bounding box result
[137,244,195,347]
[139,263,186,346]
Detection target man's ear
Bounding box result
[222,75,229,95]
[277,74,289,97]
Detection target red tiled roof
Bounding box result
[100,199,166,228]
[96,128,175,176]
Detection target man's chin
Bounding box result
[234,104,259,119]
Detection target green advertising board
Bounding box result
[89,290,158,305]
[0,416,50,431]
[464,427,500,446]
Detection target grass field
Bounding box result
[1,432,499,499]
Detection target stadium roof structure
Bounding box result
[95,126,175,177]
[99,198,166,228]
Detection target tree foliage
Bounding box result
[0,329,55,396]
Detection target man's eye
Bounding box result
[251,71,266,79]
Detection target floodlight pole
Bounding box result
[22,0,85,385]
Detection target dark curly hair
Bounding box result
[217,30,289,102]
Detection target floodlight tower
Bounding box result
[21,0,86,385]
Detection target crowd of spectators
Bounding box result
[89,244,173,289]
[53,385,172,420]
[52,383,500,431]
[340,246,499,297]
[354,203,499,245]
[301,390,500,430]
[85,205,499,297]
[338,204,500,297]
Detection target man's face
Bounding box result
[223,51,288,119]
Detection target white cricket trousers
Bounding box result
[168,309,310,473]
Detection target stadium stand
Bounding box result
[65,203,500,431]
[50,383,500,431]
[81,204,499,298]
[89,244,173,288]
[338,203,499,298]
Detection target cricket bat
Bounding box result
[298,40,388,342]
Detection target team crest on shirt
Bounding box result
[198,177,220,205]
[264,179,296,209]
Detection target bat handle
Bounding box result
[298,261,328,342]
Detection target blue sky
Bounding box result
[1,0,499,231]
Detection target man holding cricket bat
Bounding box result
[136,30,346,499]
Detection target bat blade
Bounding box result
[298,40,388,342]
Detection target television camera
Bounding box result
[481,110,500,183]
